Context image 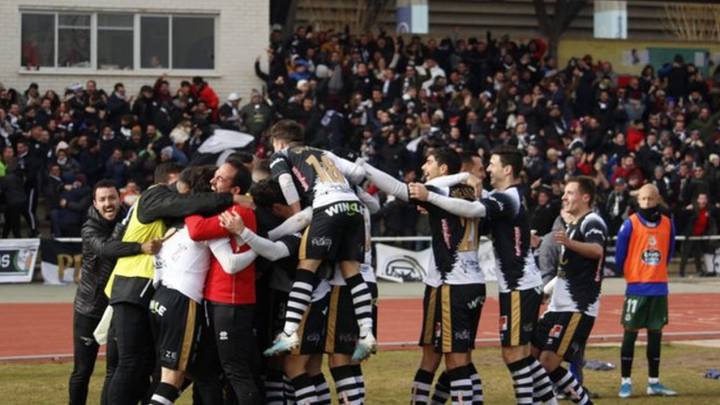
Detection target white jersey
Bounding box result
[154,227,210,303]
[418,183,485,287]
[270,146,361,209]
[483,187,543,292]
[547,212,607,317]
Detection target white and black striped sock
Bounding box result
[332,365,364,405]
[345,274,374,335]
[430,370,450,404]
[411,369,434,405]
[549,367,592,405]
[467,363,485,404]
[283,374,295,404]
[264,369,285,405]
[508,357,534,404]
[312,372,332,405]
[528,357,556,404]
[283,269,317,335]
[291,373,318,405]
[350,364,366,400]
[447,366,473,405]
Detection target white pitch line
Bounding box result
[3,331,720,361]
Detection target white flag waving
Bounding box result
[375,243,433,283]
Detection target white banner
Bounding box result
[375,243,432,283]
[0,239,40,283]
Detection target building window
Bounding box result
[98,14,134,70]
[172,17,215,69]
[20,11,216,71]
[21,13,54,69]
[140,16,169,69]
[58,14,91,67]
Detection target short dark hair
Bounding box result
[270,119,305,144]
[113,83,124,91]
[154,162,183,184]
[225,160,252,194]
[428,147,461,175]
[491,145,523,178]
[93,179,118,201]
[179,165,215,194]
[461,151,480,166]
[226,151,254,166]
[567,176,597,205]
[249,180,285,209]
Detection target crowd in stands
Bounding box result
[0,27,719,273]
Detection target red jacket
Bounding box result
[186,204,257,304]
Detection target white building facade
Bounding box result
[0,0,269,99]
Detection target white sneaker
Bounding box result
[351,331,377,361]
[263,331,299,357]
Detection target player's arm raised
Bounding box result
[361,162,410,202]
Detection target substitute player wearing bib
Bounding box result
[265,120,376,361]
[533,177,607,405]
[409,146,553,405]
[364,148,486,405]
[615,184,677,399]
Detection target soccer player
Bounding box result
[265,119,376,361]
[364,148,486,405]
[184,161,261,404]
[259,182,382,404]
[532,177,607,405]
[104,162,244,405]
[148,166,258,405]
[408,145,554,405]
[325,186,380,405]
[615,184,677,398]
[218,180,332,405]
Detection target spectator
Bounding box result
[0,160,28,237]
[605,177,631,235]
[679,192,718,276]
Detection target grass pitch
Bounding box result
[1,343,719,404]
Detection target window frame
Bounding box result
[19,9,219,76]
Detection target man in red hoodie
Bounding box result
[192,76,219,113]
[185,159,260,404]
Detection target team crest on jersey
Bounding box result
[642,249,661,265]
[550,324,563,338]
[648,235,657,246]
[499,316,508,331]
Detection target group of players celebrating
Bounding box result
[72,117,679,405]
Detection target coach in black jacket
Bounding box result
[69,179,161,405]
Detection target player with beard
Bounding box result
[408,145,555,405]
[218,180,332,405]
[148,166,259,405]
[361,148,486,405]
